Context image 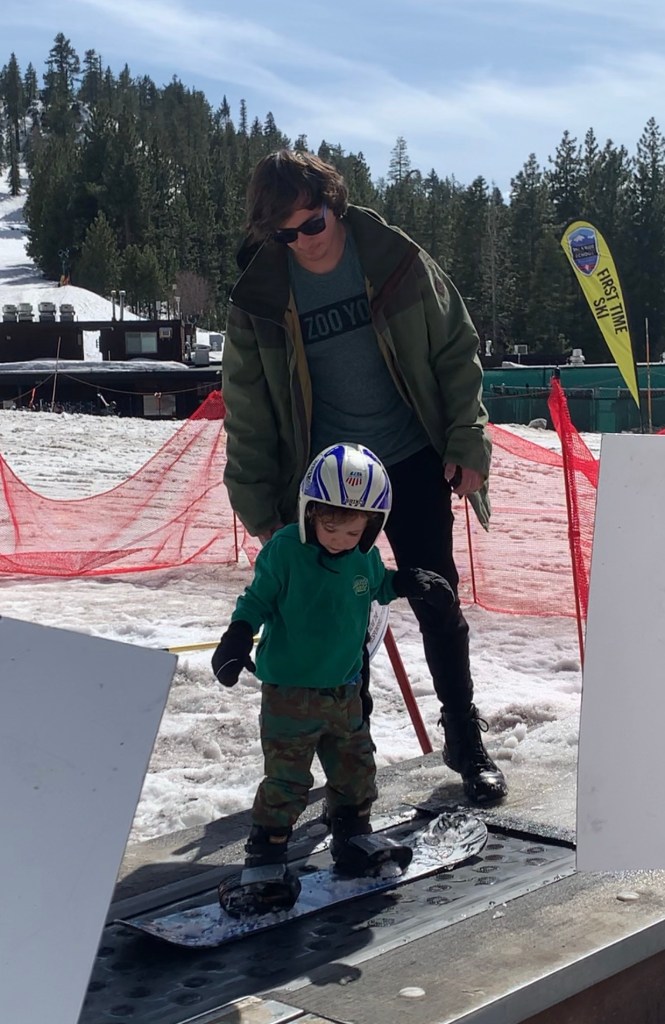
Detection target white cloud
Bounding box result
[4,0,665,184]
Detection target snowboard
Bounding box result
[119,811,487,949]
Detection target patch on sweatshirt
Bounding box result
[353,575,370,596]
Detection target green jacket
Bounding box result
[231,524,397,688]
[223,206,491,536]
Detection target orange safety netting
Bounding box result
[0,390,238,577]
[0,385,597,619]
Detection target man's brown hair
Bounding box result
[245,149,348,242]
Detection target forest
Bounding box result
[1,33,664,360]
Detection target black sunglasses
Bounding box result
[273,202,328,245]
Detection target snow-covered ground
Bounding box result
[0,167,585,845]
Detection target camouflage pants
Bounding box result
[252,680,378,831]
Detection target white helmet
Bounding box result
[298,443,392,552]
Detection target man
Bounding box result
[222,149,506,804]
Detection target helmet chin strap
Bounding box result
[304,520,355,570]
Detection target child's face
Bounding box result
[314,512,367,555]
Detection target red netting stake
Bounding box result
[383,625,433,754]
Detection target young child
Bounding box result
[212,442,455,916]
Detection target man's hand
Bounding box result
[444,463,484,497]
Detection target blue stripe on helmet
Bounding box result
[359,462,373,507]
[333,445,347,504]
[375,478,391,510]
[309,460,330,502]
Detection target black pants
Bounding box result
[383,445,473,713]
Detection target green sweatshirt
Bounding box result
[231,524,397,688]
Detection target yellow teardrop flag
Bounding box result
[561,221,640,409]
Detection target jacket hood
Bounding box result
[229,206,420,321]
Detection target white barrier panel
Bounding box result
[0,617,176,1023]
[577,433,665,870]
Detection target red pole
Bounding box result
[232,512,239,563]
[463,496,478,604]
[383,626,433,754]
[560,438,586,669]
[551,380,586,667]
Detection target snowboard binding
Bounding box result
[332,832,413,877]
[218,863,302,918]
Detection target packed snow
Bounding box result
[0,167,585,845]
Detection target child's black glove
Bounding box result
[392,568,456,610]
[211,620,256,687]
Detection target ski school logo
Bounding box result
[566,226,599,276]
[353,575,369,596]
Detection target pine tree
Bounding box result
[238,99,248,135]
[43,34,81,136]
[99,109,150,247]
[580,132,631,235]
[23,63,38,106]
[624,118,665,356]
[45,33,80,97]
[421,171,459,270]
[218,96,231,127]
[78,50,103,106]
[102,66,115,107]
[116,64,138,115]
[447,176,489,308]
[263,111,289,152]
[384,137,422,238]
[508,154,556,348]
[343,152,378,207]
[388,136,411,184]
[76,211,121,294]
[2,53,24,149]
[526,230,574,352]
[121,244,165,314]
[8,133,21,195]
[482,185,513,352]
[546,130,583,229]
[25,134,81,278]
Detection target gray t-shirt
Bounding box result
[289,234,428,466]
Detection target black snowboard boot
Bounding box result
[330,805,412,876]
[243,824,291,868]
[218,825,301,917]
[441,704,507,804]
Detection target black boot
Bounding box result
[441,704,507,804]
[330,805,412,876]
[244,824,290,867]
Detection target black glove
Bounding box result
[392,568,456,610]
[211,620,256,687]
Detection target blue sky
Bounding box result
[4,0,664,190]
